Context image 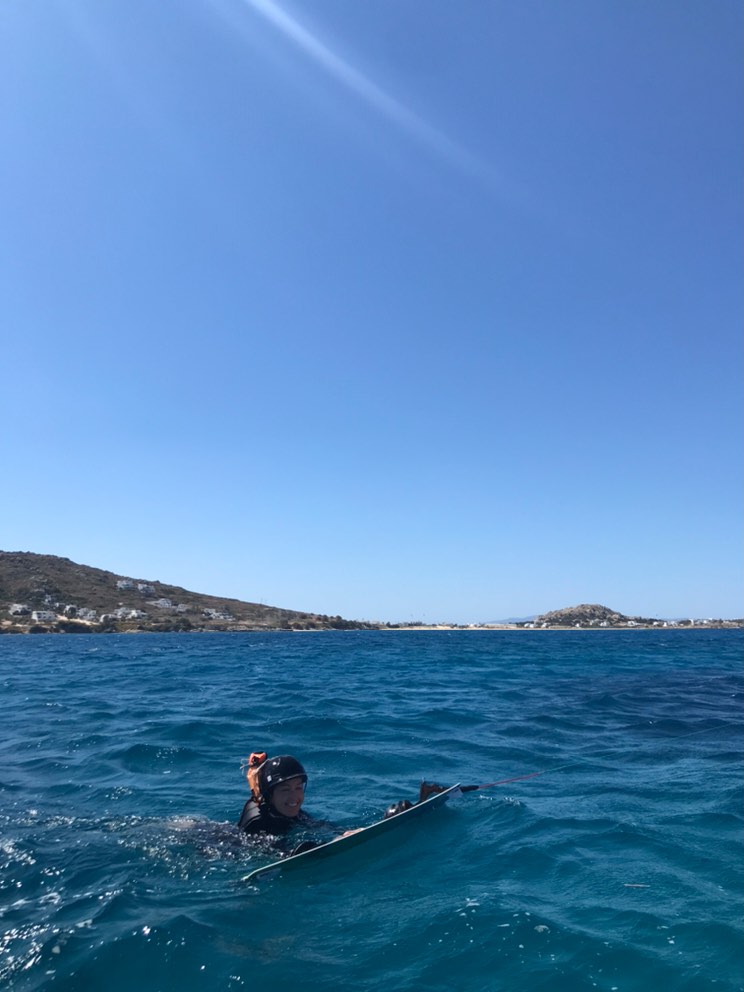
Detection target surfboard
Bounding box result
[241,783,461,883]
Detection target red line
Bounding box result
[475,770,548,789]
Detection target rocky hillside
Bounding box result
[533,603,664,626]
[0,551,373,633]
[535,603,629,625]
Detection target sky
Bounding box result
[1,0,741,623]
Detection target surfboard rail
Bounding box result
[241,783,461,883]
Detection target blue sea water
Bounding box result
[0,630,741,992]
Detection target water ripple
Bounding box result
[0,630,741,992]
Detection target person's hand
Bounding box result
[418,781,447,802]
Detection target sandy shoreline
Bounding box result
[378,623,741,631]
[2,620,740,635]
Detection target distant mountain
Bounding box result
[0,551,374,633]
[493,615,537,624]
[535,603,631,625]
[532,603,673,626]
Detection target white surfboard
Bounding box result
[241,783,461,883]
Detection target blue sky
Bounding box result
[2,0,741,622]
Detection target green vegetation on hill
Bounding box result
[0,551,375,634]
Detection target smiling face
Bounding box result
[269,776,306,818]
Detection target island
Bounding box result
[1,552,740,634]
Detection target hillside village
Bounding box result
[6,578,233,628]
[515,603,741,629]
[0,552,375,633]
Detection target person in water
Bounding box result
[238,751,448,846]
[238,753,316,836]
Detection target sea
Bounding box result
[0,629,741,992]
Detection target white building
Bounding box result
[203,608,234,621]
[114,607,149,620]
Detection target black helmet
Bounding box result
[384,800,413,819]
[258,755,307,799]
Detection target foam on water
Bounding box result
[0,630,741,991]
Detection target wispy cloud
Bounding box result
[239,0,498,186]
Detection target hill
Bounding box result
[0,551,374,633]
[535,603,631,626]
[531,603,741,629]
[532,603,677,627]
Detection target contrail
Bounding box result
[240,0,497,184]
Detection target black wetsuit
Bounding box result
[237,797,316,837]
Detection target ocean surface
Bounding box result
[0,630,741,992]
